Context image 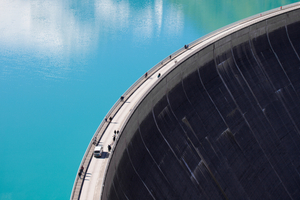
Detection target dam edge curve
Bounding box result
[71,2,300,199]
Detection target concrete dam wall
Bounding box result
[102,8,300,200]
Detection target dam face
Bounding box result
[102,8,300,200]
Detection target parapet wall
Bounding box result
[102,7,300,200]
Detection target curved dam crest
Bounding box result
[102,6,300,200]
[70,4,300,200]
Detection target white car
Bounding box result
[93,145,103,158]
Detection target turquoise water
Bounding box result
[0,0,298,199]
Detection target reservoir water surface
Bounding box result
[0,0,298,199]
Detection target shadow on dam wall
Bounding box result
[102,8,300,200]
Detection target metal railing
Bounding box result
[70,2,300,199]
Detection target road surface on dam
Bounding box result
[78,28,205,200]
[71,2,300,200]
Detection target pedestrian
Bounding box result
[108,145,111,152]
[145,72,148,77]
[157,73,161,78]
[113,135,115,141]
[78,166,84,177]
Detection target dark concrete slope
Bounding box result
[102,8,300,200]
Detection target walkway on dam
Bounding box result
[71,3,300,200]
[79,42,199,200]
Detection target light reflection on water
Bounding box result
[0,0,94,80]
[0,0,97,50]
[0,0,298,199]
[168,0,299,32]
[0,0,185,80]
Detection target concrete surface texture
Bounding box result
[101,7,300,200]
